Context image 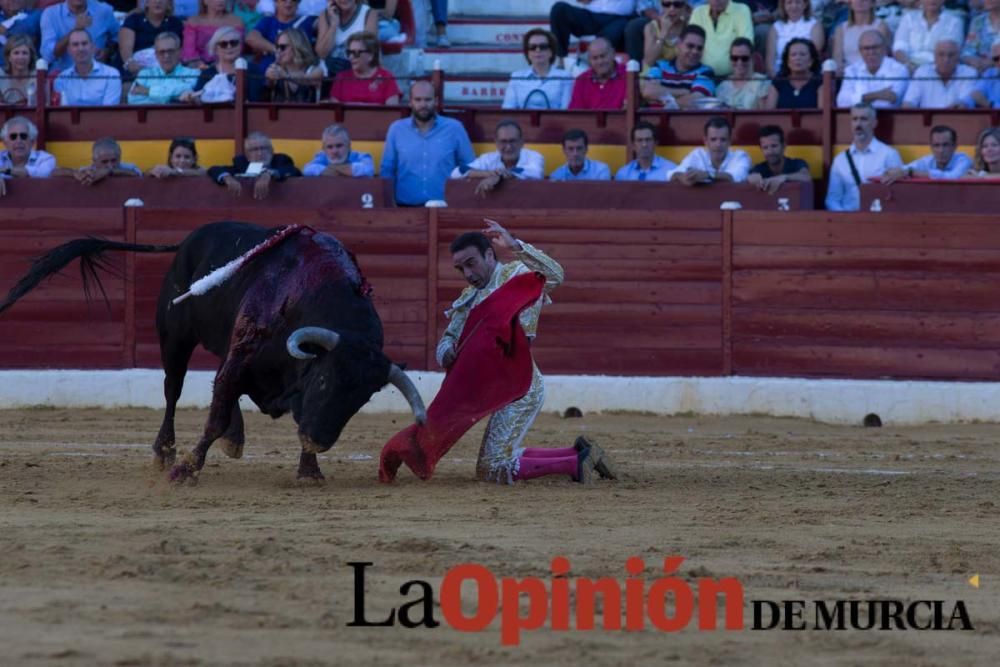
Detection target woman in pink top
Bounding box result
[183,0,245,68]
[329,31,400,104]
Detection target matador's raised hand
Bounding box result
[482,218,517,251]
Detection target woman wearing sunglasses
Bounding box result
[717,37,770,109]
[183,27,264,101]
[329,31,401,104]
[182,0,245,69]
[502,29,572,109]
[265,28,323,102]
[642,0,690,67]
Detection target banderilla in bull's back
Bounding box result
[0,221,426,485]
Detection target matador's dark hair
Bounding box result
[450,232,494,258]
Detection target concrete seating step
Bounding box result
[448,0,562,18]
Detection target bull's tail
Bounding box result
[0,238,179,316]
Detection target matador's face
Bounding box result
[452,246,497,290]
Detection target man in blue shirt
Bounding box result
[41,0,118,71]
[883,125,972,183]
[960,42,1000,109]
[53,28,121,106]
[127,33,199,105]
[303,124,375,177]
[549,128,611,181]
[380,80,475,206]
[615,121,675,181]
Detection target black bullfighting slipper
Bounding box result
[575,436,618,480]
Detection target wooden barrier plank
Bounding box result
[734,245,1000,271]
[536,325,722,350]
[534,348,723,376]
[734,216,1000,250]
[436,209,722,231]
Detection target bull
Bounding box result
[0,221,426,483]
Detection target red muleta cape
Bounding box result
[379,271,546,482]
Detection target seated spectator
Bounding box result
[883,125,971,183]
[641,0,690,67]
[231,0,263,33]
[0,0,43,49]
[669,117,750,185]
[717,37,770,109]
[53,136,142,185]
[246,0,317,73]
[892,0,964,73]
[40,0,118,71]
[316,0,378,75]
[615,120,676,180]
[836,29,909,107]
[119,0,185,79]
[825,103,902,210]
[747,124,812,194]
[0,117,56,197]
[502,28,572,110]
[329,30,400,104]
[128,32,199,104]
[549,0,637,66]
[182,0,244,69]
[832,0,891,73]
[369,0,402,42]
[549,128,611,181]
[960,39,1000,108]
[207,131,300,199]
[381,80,474,206]
[640,25,715,108]
[961,0,1000,73]
[451,120,544,197]
[688,0,752,77]
[0,34,38,106]
[264,28,322,102]
[54,28,121,105]
[147,137,207,178]
[764,37,823,108]
[766,0,824,78]
[303,124,375,177]
[568,37,627,110]
[185,27,263,102]
[902,39,976,108]
[965,127,1000,178]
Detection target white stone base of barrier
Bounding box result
[2,370,1000,425]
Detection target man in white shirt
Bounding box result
[615,120,675,181]
[549,0,638,65]
[825,103,902,211]
[837,30,909,108]
[891,0,964,71]
[451,120,544,196]
[549,129,611,181]
[882,125,972,183]
[668,116,751,185]
[902,39,976,109]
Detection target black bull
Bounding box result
[0,221,426,483]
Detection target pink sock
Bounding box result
[514,453,577,481]
[521,446,577,458]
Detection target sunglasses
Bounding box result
[527,43,551,51]
[6,132,29,140]
[662,1,686,6]
[276,43,290,51]
[217,39,241,49]
[346,49,370,57]
[730,55,751,62]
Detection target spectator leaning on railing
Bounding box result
[902,39,976,108]
[329,30,400,104]
[147,137,208,178]
[207,131,301,200]
[825,103,902,211]
[302,124,375,177]
[836,29,909,108]
[882,125,972,183]
[640,24,715,109]
[128,32,199,104]
[568,37,627,109]
[54,28,121,105]
[451,120,544,197]
[0,34,38,106]
[52,137,142,185]
[40,0,118,71]
[0,117,56,197]
[380,80,475,206]
[549,129,611,181]
[615,120,676,180]
[502,28,572,110]
[960,38,1000,108]
[747,124,811,195]
[669,116,751,185]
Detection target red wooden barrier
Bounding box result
[860,181,1000,214]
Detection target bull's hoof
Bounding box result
[296,470,326,485]
[154,448,177,470]
[219,438,245,459]
[168,461,198,485]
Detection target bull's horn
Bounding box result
[388,364,427,425]
[287,327,341,360]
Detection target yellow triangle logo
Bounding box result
[969,575,980,589]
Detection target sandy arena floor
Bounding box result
[0,407,998,666]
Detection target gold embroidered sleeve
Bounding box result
[513,241,564,294]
